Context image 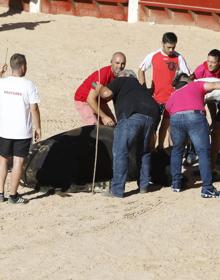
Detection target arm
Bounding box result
[207,102,217,125]
[178,55,191,75]
[138,68,146,86]
[0,64,7,78]
[87,86,115,126]
[138,53,153,86]
[30,103,41,142]
[204,82,220,92]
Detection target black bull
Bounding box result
[22,125,171,190]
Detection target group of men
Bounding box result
[1,32,220,204]
[74,32,220,199]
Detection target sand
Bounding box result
[0,7,220,280]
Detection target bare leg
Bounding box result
[10,156,24,196]
[0,156,8,193]
[158,117,170,149]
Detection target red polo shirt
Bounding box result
[74,65,115,102]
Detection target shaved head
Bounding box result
[110,51,126,76]
[111,52,126,64]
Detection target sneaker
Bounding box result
[201,187,220,198]
[171,185,181,192]
[8,195,29,204]
[0,193,5,202]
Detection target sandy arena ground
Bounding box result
[0,7,220,280]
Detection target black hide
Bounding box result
[22,125,171,190]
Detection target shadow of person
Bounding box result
[0,20,52,32]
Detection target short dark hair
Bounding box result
[208,49,220,61]
[172,73,190,89]
[10,53,26,70]
[162,32,178,44]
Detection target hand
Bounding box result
[34,128,41,142]
[101,116,115,127]
[95,83,102,92]
[0,64,7,76]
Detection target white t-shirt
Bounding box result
[0,76,40,139]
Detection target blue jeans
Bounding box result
[170,111,213,191]
[111,113,154,197]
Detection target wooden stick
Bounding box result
[4,48,8,64]
[92,64,101,194]
[0,48,8,78]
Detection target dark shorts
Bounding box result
[0,137,32,157]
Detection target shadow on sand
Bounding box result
[0,21,52,32]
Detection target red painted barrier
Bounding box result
[139,0,220,13]
[0,0,219,31]
[139,0,220,31]
[41,0,128,20]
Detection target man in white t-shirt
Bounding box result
[0,53,41,204]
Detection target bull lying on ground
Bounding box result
[22,125,171,192]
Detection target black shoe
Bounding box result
[8,194,29,204]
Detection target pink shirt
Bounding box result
[165,81,206,116]
[194,61,220,79]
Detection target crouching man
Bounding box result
[0,53,41,204]
[87,69,160,198]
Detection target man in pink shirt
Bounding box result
[74,52,126,126]
[193,49,220,80]
[166,73,220,198]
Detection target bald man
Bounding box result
[74,52,126,126]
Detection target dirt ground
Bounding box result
[0,7,220,280]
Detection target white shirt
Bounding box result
[0,76,40,139]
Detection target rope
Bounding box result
[91,65,101,194]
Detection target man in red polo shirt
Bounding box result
[138,32,190,150]
[74,52,126,126]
